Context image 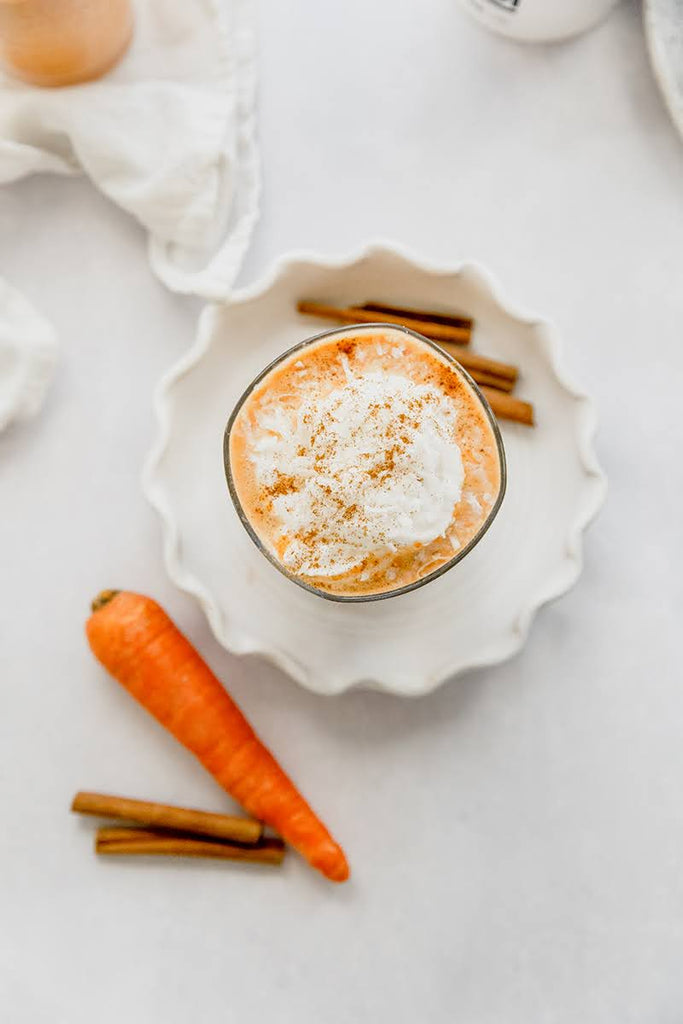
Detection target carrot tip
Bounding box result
[91,590,121,613]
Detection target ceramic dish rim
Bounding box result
[142,240,607,696]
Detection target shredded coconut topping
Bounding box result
[248,370,464,577]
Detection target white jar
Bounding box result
[457,0,621,43]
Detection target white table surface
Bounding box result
[2,2,683,1021]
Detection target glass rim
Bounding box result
[223,322,507,603]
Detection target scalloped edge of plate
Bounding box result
[644,0,683,143]
[143,241,607,696]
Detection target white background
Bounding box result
[2,1,683,1021]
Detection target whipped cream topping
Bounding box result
[247,370,464,578]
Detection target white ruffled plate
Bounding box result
[644,0,683,142]
[144,244,606,696]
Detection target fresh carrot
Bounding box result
[86,591,349,882]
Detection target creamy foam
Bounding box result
[228,327,503,597]
[249,371,465,577]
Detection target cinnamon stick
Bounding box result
[298,300,471,346]
[297,301,517,385]
[451,348,518,386]
[72,791,263,845]
[480,387,535,427]
[358,302,473,336]
[436,358,515,394]
[469,371,514,393]
[95,828,285,865]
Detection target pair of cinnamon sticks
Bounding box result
[72,791,285,866]
[297,299,534,426]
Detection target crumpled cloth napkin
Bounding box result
[0,276,57,432]
[0,0,259,301]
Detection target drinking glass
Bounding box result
[0,0,133,86]
[224,323,507,603]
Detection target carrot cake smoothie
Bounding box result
[226,325,505,599]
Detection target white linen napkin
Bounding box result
[0,0,259,301]
[0,276,57,432]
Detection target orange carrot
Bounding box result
[86,591,349,882]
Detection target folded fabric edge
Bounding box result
[147,0,261,300]
[0,280,59,432]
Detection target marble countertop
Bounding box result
[2,2,683,1021]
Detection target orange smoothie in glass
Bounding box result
[226,325,506,600]
[0,0,133,87]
